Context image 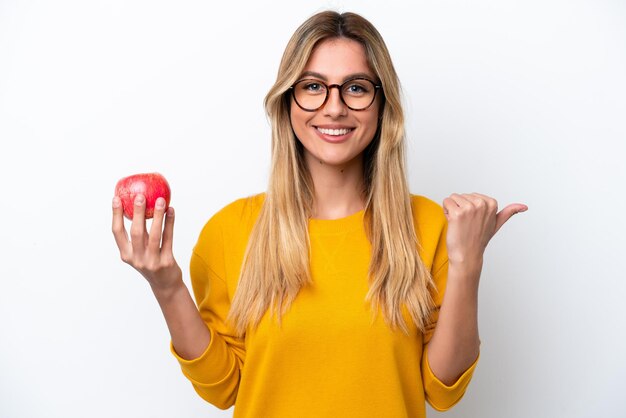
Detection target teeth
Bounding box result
[317,127,352,136]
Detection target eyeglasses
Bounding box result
[290,77,382,112]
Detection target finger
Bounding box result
[112,196,131,260]
[147,197,167,254]
[463,193,487,208]
[472,193,498,212]
[161,207,176,255]
[130,194,148,254]
[448,193,475,219]
[449,193,472,208]
[495,203,529,234]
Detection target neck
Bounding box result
[305,153,366,220]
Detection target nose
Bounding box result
[322,85,348,117]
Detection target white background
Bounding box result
[1,0,625,417]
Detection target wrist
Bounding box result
[448,255,483,272]
[447,257,483,290]
[150,274,186,302]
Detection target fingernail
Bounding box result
[135,195,145,205]
[156,197,165,209]
[112,196,121,208]
[167,207,174,216]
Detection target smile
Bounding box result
[315,127,354,136]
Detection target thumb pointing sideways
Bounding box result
[494,203,528,234]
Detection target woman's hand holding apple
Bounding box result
[112,192,182,296]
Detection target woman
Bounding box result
[112,10,527,418]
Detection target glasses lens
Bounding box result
[293,79,328,111]
[341,79,376,110]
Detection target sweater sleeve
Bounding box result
[169,212,246,410]
[420,213,479,411]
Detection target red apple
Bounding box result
[115,173,171,220]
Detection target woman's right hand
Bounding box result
[112,194,183,294]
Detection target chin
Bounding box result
[310,150,362,168]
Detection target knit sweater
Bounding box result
[171,193,478,417]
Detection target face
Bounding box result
[290,38,381,169]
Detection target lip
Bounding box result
[315,124,355,129]
[313,125,355,144]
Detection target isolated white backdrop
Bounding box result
[1,1,625,417]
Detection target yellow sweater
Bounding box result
[171,193,478,417]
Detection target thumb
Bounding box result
[495,203,528,234]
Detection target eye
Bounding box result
[298,80,326,94]
[344,81,371,95]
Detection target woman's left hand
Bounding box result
[443,193,528,268]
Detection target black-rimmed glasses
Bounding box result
[290,77,382,112]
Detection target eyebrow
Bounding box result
[299,71,377,83]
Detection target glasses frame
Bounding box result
[289,77,382,112]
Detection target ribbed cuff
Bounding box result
[169,326,234,385]
[422,345,479,411]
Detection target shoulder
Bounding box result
[409,194,448,271]
[209,192,266,225]
[409,194,446,227]
[196,192,266,243]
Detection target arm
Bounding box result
[151,279,211,361]
[421,193,527,409]
[112,194,211,360]
[425,260,481,385]
[169,220,246,409]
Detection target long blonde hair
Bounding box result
[227,11,435,337]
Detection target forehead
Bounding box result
[302,38,375,80]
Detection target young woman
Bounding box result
[112,10,527,418]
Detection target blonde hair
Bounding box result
[227,11,435,337]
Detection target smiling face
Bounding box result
[290,37,381,170]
